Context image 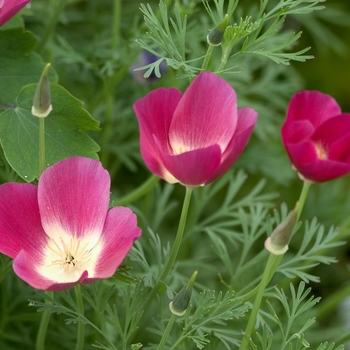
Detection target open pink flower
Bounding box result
[0,157,141,291]
[0,0,31,26]
[133,72,258,187]
[281,90,350,182]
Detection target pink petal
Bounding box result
[169,72,237,153]
[296,159,350,183]
[134,88,183,177]
[87,207,141,279]
[283,91,342,131]
[0,183,47,258]
[38,157,110,240]
[207,107,258,184]
[159,144,222,186]
[13,250,88,291]
[285,141,318,167]
[282,120,315,145]
[0,0,31,26]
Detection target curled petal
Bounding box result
[159,144,222,187]
[0,0,31,26]
[169,72,237,153]
[89,207,141,279]
[38,157,110,240]
[284,90,341,129]
[207,107,257,183]
[134,88,183,176]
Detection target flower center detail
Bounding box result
[48,235,92,273]
[314,142,328,160]
[170,141,192,155]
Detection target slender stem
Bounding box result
[142,186,193,311]
[35,292,53,350]
[157,314,176,350]
[296,181,311,221]
[316,282,350,320]
[239,254,283,350]
[201,45,214,71]
[37,0,69,54]
[74,285,85,350]
[39,118,46,175]
[113,174,160,206]
[239,181,311,350]
[112,0,121,51]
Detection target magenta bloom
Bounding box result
[0,157,141,291]
[281,90,350,182]
[133,72,258,187]
[0,0,31,26]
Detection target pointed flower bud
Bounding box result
[207,14,229,46]
[264,206,298,255]
[31,63,52,118]
[169,271,198,316]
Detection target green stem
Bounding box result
[239,254,283,350]
[74,285,85,350]
[37,0,69,54]
[112,0,121,50]
[39,118,46,175]
[157,314,176,350]
[316,282,350,320]
[35,292,53,350]
[142,186,193,311]
[239,181,311,350]
[201,45,214,71]
[296,181,311,221]
[113,174,160,206]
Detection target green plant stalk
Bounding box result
[113,174,160,206]
[142,186,193,310]
[39,118,46,175]
[157,314,176,350]
[316,281,350,320]
[35,291,53,350]
[239,181,311,350]
[201,45,214,71]
[74,284,85,350]
[37,0,70,54]
[112,0,121,50]
[36,117,49,350]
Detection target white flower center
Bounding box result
[38,225,103,283]
[48,235,92,273]
[314,141,328,160]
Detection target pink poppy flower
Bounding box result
[281,90,350,182]
[0,157,141,291]
[133,72,258,187]
[0,0,31,26]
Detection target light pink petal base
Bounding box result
[38,157,110,239]
[13,249,89,291]
[169,72,237,153]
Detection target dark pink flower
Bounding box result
[0,0,31,26]
[282,90,350,182]
[133,72,258,187]
[0,157,141,291]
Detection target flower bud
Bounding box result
[31,63,52,118]
[207,14,229,46]
[264,206,298,255]
[169,271,198,316]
